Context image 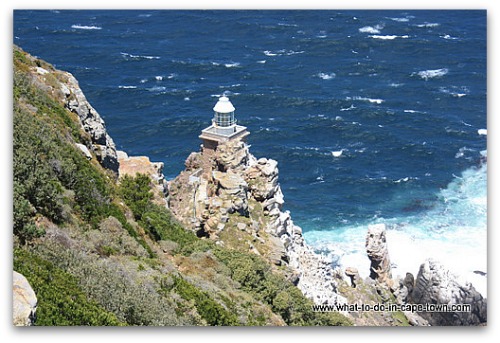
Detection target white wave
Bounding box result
[388,17,410,22]
[441,34,459,40]
[224,62,241,68]
[359,24,384,34]
[71,24,102,30]
[155,76,163,81]
[256,60,266,64]
[393,176,419,183]
[477,129,487,136]
[317,72,336,80]
[340,105,356,111]
[369,35,409,40]
[304,160,487,297]
[389,82,404,88]
[263,49,305,57]
[331,149,344,157]
[416,22,440,28]
[118,85,137,89]
[263,50,278,56]
[416,68,449,80]
[347,96,384,104]
[439,86,469,97]
[121,52,160,60]
[286,50,305,55]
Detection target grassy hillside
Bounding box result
[12,45,351,326]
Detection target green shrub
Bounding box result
[213,248,351,326]
[170,275,239,326]
[14,248,125,326]
[119,174,153,220]
[140,205,197,246]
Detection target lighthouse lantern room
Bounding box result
[199,95,249,151]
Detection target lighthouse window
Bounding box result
[215,112,234,127]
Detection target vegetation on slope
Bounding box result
[12,45,351,326]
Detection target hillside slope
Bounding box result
[12,45,351,327]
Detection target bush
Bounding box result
[119,174,153,220]
[14,248,125,326]
[169,275,239,326]
[213,248,351,326]
[119,174,201,252]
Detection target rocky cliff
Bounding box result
[408,259,487,326]
[61,71,120,173]
[169,138,346,306]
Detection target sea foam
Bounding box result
[416,68,449,80]
[71,24,102,30]
[304,160,487,297]
[317,72,336,80]
[369,35,409,40]
[359,24,384,34]
[347,96,384,104]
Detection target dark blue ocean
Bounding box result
[14,10,487,294]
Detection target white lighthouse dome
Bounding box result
[213,96,235,113]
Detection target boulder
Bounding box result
[345,267,360,288]
[75,143,92,160]
[408,259,487,326]
[213,170,247,193]
[214,140,249,170]
[13,271,37,326]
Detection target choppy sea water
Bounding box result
[14,10,487,295]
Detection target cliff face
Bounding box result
[25,57,120,174]
[168,138,345,306]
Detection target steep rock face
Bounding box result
[13,271,37,326]
[61,71,119,173]
[365,223,392,287]
[168,139,345,306]
[408,259,487,326]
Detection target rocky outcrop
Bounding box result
[407,259,487,326]
[117,150,168,207]
[366,223,392,287]
[168,138,345,306]
[13,271,37,326]
[61,72,119,174]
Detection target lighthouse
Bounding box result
[199,95,249,151]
